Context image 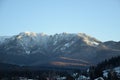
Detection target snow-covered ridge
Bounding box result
[0,32,101,54]
[0,32,101,46]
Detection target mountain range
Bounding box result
[0,32,120,68]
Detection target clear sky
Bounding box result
[0,0,120,41]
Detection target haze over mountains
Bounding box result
[0,32,120,68]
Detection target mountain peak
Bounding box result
[19,32,37,37]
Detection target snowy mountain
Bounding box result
[0,32,120,67]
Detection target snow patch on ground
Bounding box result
[103,66,120,78]
[53,41,57,45]
[64,43,70,47]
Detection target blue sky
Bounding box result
[0,0,120,41]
